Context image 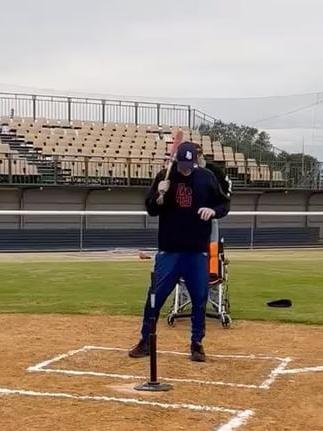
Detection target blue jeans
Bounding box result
[141,251,209,344]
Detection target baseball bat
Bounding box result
[156,129,183,205]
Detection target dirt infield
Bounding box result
[1,315,323,430]
[0,247,323,263]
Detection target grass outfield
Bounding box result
[0,249,322,324]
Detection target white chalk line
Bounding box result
[215,410,254,431]
[0,386,256,426]
[84,345,286,361]
[28,345,284,389]
[279,365,323,375]
[27,345,292,390]
[28,346,89,372]
[259,357,292,389]
[29,366,261,389]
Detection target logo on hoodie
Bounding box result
[176,183,192,208]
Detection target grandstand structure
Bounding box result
[0,91,322,251]
[0,91,321,190]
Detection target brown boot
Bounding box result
[191,342,206,362]
[128,339,149,358]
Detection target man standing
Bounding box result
[129,142,229,362]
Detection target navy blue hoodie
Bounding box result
[145,165,230,252]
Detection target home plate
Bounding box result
[108,383,163,396]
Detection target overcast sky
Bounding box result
[1,0,323,158]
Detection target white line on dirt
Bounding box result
[27,345,288,390]
[84,345,285,361]
[0,386,246,415]
[259,357,292,389]
[215,410,254,431]
[279,365,323,375]
[29,366,261,389]
[27,346,90,372]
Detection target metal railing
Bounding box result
[0,92,214,129]
[0,210,322,252]
[0,155,322,189]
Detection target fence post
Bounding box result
[250,218,254,249]
[192,109,196,129]
[80,214,84,252]
[101,99,106,124]
[127,159,131,186]
[188,105,191,129]
[157,103,160,126]
[8,154,12,184]
[67,97,72,123]
[32,95,37,121]
[53,156,58,185]
[134,102,139,125]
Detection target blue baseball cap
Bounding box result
[176,142,198,170]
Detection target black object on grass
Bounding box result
[267,299,292,308]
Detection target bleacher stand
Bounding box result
[0,116,286,188]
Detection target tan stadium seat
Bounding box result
[153,147,167,158]
[144,141,156,151]
[65,129,77,136]
[140,163,152,179]
[237,161,246,174]
[130,148,142,158]
[94,148,110,156]
[202,135,211,145]
[212,141,222,151]
[105,148,118,158]
[38,128,53,137]
[135,131,148,139]
[259,164,271,181]
[223,146,234,162]
[41,147,56,156]
[47,119,61,127]
[121,137,133,146]
[250,166,261,181]
[112,163,127,178]
[126,124,138,134]
[80,147,94,157]
[247,158,257,167]
[100,128,114,138]
[202,141,213,155]
[142,149,154,159]
[160,125,171,134]
[226,160,236,168]
[214,152,224,161]
[0,143,11,153]
[272,170,283,181]
[1,116,11,124]
[134,136,146,146]
[70,120,83,128]
[108,141,121,150]
[91,123,104,132]
[35,118,48,127]
[0,159,9,174]
[247,159,259,181]
[117,148,130,158]
[235,152,245,160]
[130,163,142,178]
[150,161,165,176]
[191,131,201,141]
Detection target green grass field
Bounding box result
[0,250,322,324]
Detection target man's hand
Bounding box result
[158,180,170,194]
[198,207,216,221]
